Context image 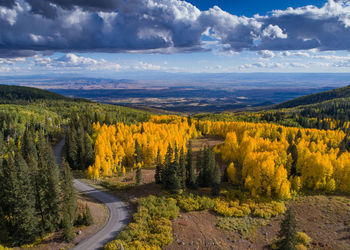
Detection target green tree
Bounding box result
[197,146,215,187]
[37,132,60,233]
[186,141,196,189]
[61,158,76,242]
[178,147,186,189]
[154,148,163,184]
[83,204,94,226]
[63,215,74,242]
[276,208,298,250]
[0,150,39,245]
[212,165,221,196]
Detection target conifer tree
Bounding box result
[197,147,216,187]
[154,148,163,184]
[83,204,94,226]
[186,141,196,189]
[83,133,95,168]
[37,132,60,233]
[196,148,203,172]
[66,127,78,169]
[212,165,221,196]
[63,215,74,242]
[178,147,186,189]
[0,150,39,245]
[61,158,76,242]
[162,144,173,184]
[276,208,297,250]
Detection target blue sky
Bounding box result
[1,0,350,77]
[186,0,325,15]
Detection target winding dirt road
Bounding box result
[54,138,129,250]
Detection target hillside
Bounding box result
[275,85,350,109]
[0,84,69,103]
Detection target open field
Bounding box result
[166,195,350,250]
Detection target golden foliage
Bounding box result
[88,115,198,179]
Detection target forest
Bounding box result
[1,85,350,249]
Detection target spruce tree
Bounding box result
[83,204,94,226]
[61,158,76,242]
[197,147,216,187]
[0,150,39,245]
[212,165,221,196]
[37,132,60,233]
[63,215,74,242]
[186,141,196,189]
[162,144,173,184]
[83,133,95,168]
[276,208,298,250]
[154,148,163,184]
[196,148,203,172]
[178,147,186,189]
[66,127,78,169]
[166,164,181,193]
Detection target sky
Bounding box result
[1,0,350,77]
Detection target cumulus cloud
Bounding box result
[262,24,287,39]
[257,50,275,58]
[1,0,350,57]
[33,53,121,71]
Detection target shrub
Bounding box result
[296,244,307,250]
[176,194,215,212]
[100,180,134,191]
[214,198,286,219]
[104,196,179,250]
[217,216,267,237]
[0,245,12,250]
[297,232,311,246]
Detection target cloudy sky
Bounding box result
[1,0,350,76]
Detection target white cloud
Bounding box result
[262,24,287,39]
[257,50,275,58]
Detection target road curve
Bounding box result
[54,138,129,250]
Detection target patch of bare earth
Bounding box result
[166,196,350,250]
[26,194,108,250]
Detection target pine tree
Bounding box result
[162,144,173,184]
[63,214,74,242]
[212,165,221,196]
[83,204,94,226]
[66,127,78,169]
[61,158,76,242]
[155,148,163,184]
[37,132,60,233]
[186,141,196,189]
[136,165,142,185]
[196,148,203,172]
[0,150,39,245]
[197,147,216,187]
[83,133,95,168]
[178,147,186,189]
[166,164,181,194]
[276,208,298,250]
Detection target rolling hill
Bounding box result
[275,85,350,109]
[0,84,68,103]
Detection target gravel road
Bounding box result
[54,137,129,250]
